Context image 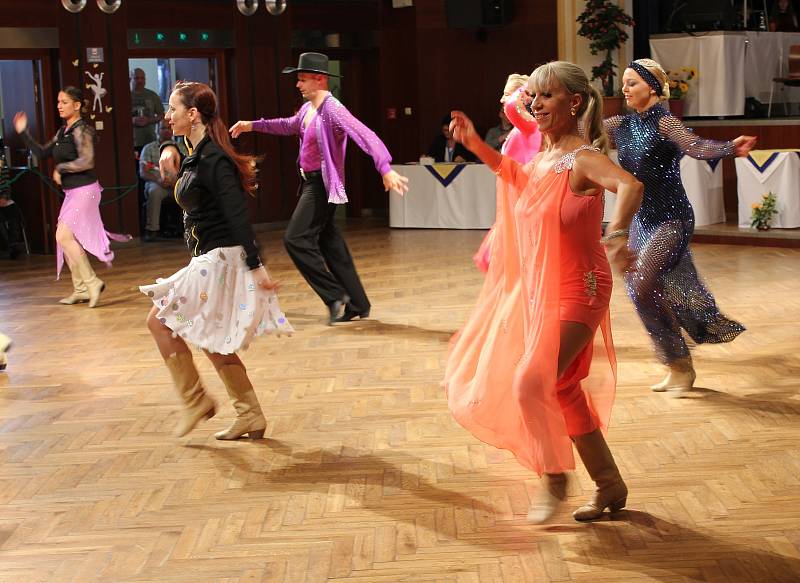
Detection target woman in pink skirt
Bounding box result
[14,86,130,307]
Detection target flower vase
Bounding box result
[756,224,770,231]
[669,99,684,119]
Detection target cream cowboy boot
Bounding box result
[73,253,105,308]
[165,351,216,437]
[527,472,568,523]
[59,261,90,304]
[214,363,267,440]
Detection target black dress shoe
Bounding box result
[327,296,349,325]
[335,307,370,322]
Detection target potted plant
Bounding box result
[576,0,635,115]
[750,192,778,230]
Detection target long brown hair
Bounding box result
[172,81,258,194]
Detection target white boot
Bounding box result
[0,333,9,372]
[73,253,105,308]
[651,357,696,396]
[527,473,568,523]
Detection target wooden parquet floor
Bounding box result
[1,221,799,583]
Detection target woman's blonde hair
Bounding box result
[528,60,609,153]
[631,58,670,101]
[502,73,528,100]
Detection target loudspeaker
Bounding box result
[446,0,513,29]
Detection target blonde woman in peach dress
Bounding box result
[445,61,643,523]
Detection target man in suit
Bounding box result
[230,52,408,324]
[427,114,474,162]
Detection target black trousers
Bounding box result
[283,174,370,312]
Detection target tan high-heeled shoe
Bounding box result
[572,428,628,521]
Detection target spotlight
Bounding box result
[236,0,259,15]
[61,0,87,13]
[97,0,121,14]
[265,0,287,15]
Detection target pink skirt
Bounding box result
[56,181,131,278]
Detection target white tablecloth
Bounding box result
[744,31,800,106]
[650,32,746,117]
[603,151,725,226]
[735,150,800,228]
[389,164,496,229]
[651,32,800,117]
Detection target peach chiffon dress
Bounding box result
[445,145,617,475]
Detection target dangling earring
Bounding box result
[570,107,577,116]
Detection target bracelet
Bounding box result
[600,229,629,245]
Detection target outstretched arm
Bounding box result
[450,110,529,192]
[326,100,408,195]
[232,109,304,138]
[14,112,56,160]
[658,116,756,160]
[504,88,538,136]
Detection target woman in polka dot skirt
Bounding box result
[140,81,292,440]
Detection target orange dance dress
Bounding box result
[444,146,617,475]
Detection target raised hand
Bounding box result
[732,135,757,158]
[449,111,480,150]
[13,112,28,134]
[382,170,409,196]
[229,120,253,139]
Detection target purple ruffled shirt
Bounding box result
[252,94,393,204]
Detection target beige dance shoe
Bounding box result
[214,363,267,440]
[73,253,105,308]
[650,357,696,397]
[59,264,90,304]
[165,351,216,437]
[527,473,568,523]
[572,428,628,521]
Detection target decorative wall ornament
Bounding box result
[236,0,259,15]
[85,71,107,113]
[61,0,87,13]
[265,0,287,15]
[97,0,122,14]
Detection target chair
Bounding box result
[768,44,800,118]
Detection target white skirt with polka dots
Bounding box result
[139,245,293,355]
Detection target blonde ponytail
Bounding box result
[584,84,609,154]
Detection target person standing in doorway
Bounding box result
[131,68,165,157]
[229,52,409,324]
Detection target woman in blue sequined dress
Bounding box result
[604,59,757,396]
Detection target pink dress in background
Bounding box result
[445,146,616,475]
[473,88,542,272]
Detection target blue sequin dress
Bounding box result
[605,104,745,365]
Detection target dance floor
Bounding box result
[1,221,799,582]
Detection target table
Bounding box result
[389,163,496,229]
[603,151,726,226]
[650,31,800,117]
[735,150,800,228]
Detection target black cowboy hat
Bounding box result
[281,52,341,78]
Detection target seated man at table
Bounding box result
[427,114,473,163]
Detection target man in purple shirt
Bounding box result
[231,52,408,324]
